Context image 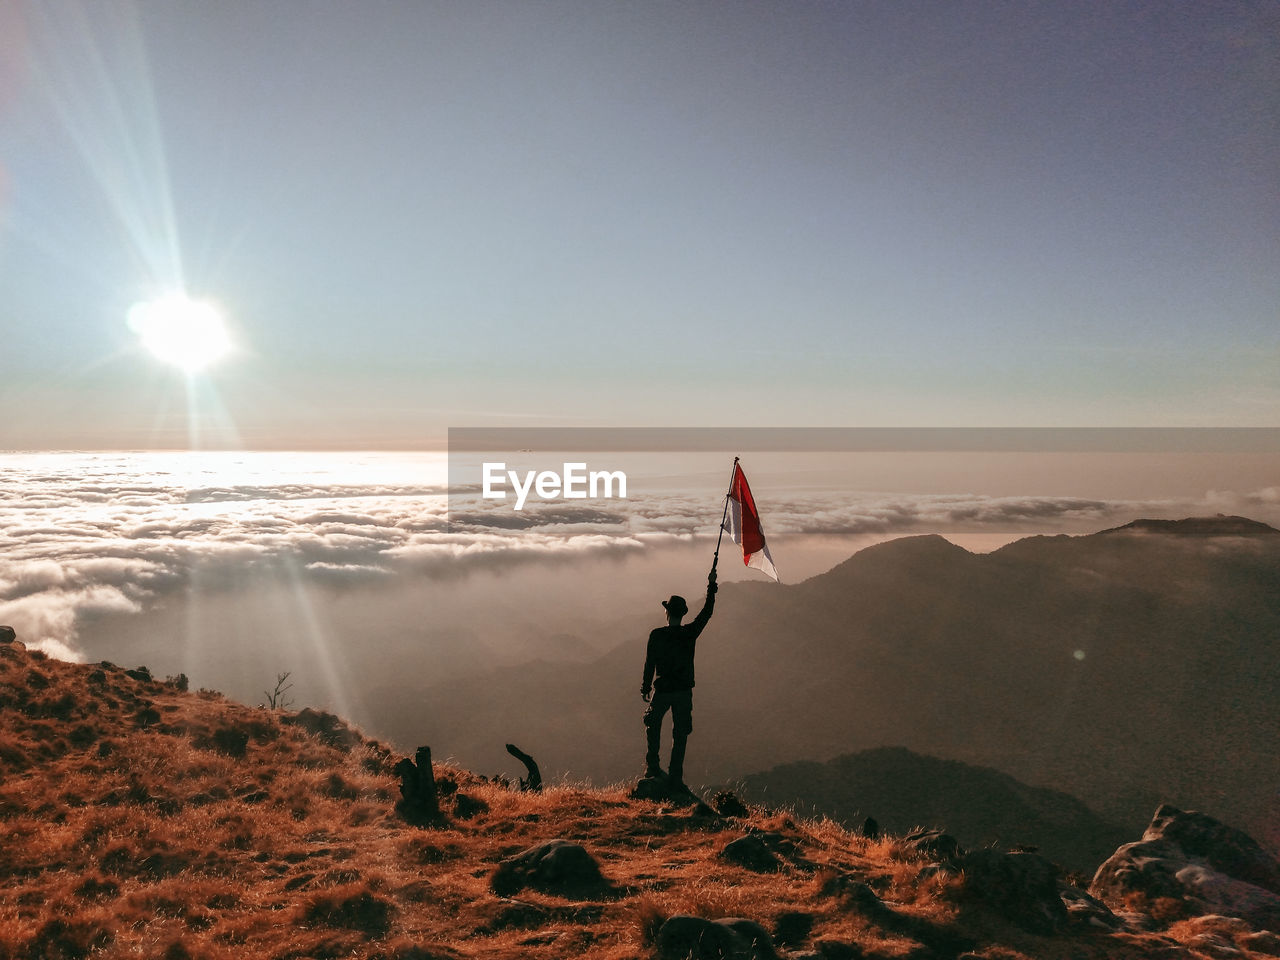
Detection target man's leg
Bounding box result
[643,695,670,778]
[668,691,693,788]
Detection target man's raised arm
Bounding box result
[689,568,717,634]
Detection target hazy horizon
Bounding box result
[3,447,1276,717]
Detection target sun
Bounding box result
[127,294,233,372]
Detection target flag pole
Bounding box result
[712,456,739,572]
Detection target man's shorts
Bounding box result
[643,688,693,736]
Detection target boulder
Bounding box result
[771,910,814,947]
[720,835,780,873]
[721,830,809,872]
[1057,882,1122,930]
[821,869,977,954]
[1175,862,1280,926]
[490,839,609,898]
[1240,931,1280,956]
[656,915,777,960]
[1144,804,1280,893]
[1090,805,1280,929]
[960,849,1067,934]
[819,871,883,909]
[1185,932,1244,958]
[0,625,16,644]
[632,775,672,802]
[718,919,777,960]
[901,829,963,864]
[688,798,724,821]
[1181,914,1255,938]
[450,792,488,820]
[632,775,701,805]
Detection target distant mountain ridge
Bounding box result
[1096,514,1280,537]
[729,746,1131,874]
[363,517,1280,850]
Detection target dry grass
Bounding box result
[0,642,1272,959]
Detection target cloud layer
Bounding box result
[2,451,1274,659]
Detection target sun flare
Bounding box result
[127,294,232,372]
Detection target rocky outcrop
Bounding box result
[656,915,778,960]
[1143,804,1280,892]
[961,848,1068,934]
[632,774,700,804]
[1058,883,1122,929]
[901,828,963,864]
[1090,804,1280,929]
[720,835,781,873]
[890,830,1070,935]
[0,625,21,654]
[720,831,811,874]
[819,868,977,954]
[490,839,611,898]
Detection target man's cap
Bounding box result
[662,595,688,616]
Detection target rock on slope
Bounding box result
[1092,804,1280,931]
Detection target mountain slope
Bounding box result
[729,746,1132,875]
[3,639,1275,960]
[363,520,1280,848]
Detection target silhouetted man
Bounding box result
[642,568,717,790]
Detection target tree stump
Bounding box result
[395,745,442,825]
[505,743,543,792]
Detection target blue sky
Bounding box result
[1,1,1277,448]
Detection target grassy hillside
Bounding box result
[1,640,1272,959]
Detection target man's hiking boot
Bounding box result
[644,765,665,780]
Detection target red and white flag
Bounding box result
[722,461,778,581]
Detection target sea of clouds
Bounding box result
[2,451,1275,661]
